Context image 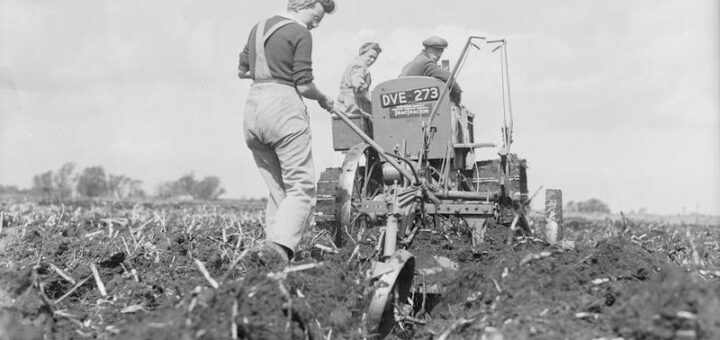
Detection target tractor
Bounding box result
[315,37,565,337]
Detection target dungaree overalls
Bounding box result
[243,18,315,253]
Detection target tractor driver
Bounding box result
[399,36,471,144]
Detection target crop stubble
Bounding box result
[0,200,719,339]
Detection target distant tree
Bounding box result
[32,171,54,195]
[127,179,146,198]
[177,173,196,196]
[108,174,128,198]
[566,198,611,214]
[105,174,145,199]
[155,173,225,200]
[583,198,611,213]
[155,180,182,198]
[76,166,108,197]
[156,182,174,199]
[53,162,76,198]
[191,176,225,200]
[0,185,20,194]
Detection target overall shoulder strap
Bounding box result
[254,19,296,80]
[264,19,295,40]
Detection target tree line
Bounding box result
[27,163,144,199]
[0,163,225,201]
[565,198,611,214]
[156,173,225,200]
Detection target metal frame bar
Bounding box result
[332,108,418,184]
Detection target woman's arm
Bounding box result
[297,82,334,112]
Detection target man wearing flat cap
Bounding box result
[400,36,470,144]
[400,36,462,104]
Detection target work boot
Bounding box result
[245,242,290,270]
[264,241,292,263]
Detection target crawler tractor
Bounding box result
[315,37,564,337]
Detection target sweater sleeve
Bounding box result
[292,29,314,85]
[238,27,255,74]
[424,62,451,82]
[424,61,463,99]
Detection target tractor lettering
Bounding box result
[413,88,435,102]
[380,86,441,108]
[382,92,405,107]
[381,94,391,107]
[398,92,407,105]
[413,89,422,101]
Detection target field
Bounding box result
[1,198,719,340]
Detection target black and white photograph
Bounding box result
[1,0,718,339]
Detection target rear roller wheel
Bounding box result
[367,250,415,338]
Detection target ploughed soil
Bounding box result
[1,199,719,340]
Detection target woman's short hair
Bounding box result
[287,0,336,14]
[359,42,382,56]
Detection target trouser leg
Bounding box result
[451,104,462,144]
[459,107,469,144]
[248,143,285,230]
[267,125,316,251]
[243,83,315,254]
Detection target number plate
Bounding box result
[380,86,440,108]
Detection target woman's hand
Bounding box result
[318,95,335,113]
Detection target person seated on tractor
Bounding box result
[399,36,472,145]
[337,42,382,116]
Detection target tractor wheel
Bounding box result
[335,143,384,246]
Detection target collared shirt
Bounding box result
[238,15,314,86]
[339,57,371,94]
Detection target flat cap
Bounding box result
[422,36,448,48]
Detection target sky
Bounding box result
[0,0,718,215]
